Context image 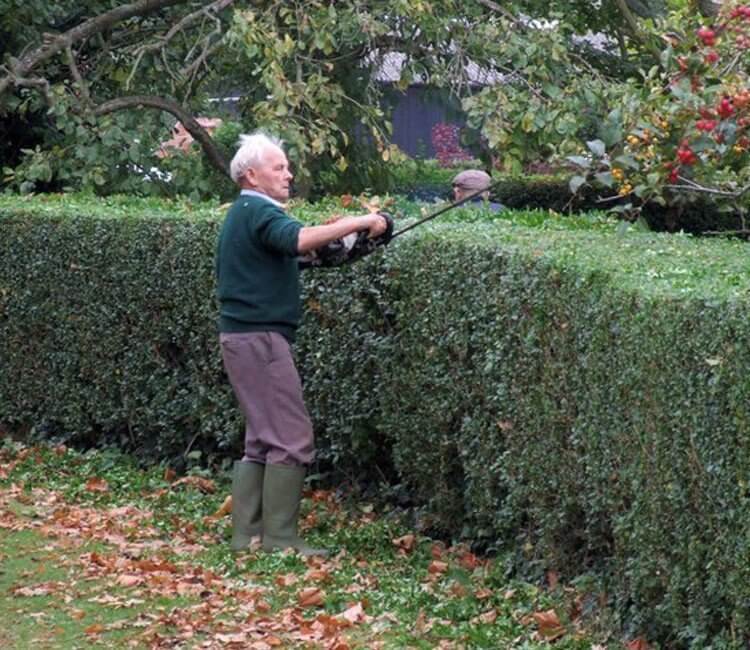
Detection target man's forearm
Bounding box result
[297,216,371,253]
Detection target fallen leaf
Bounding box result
[392,534,416,553]
[172,476,216,493]
[298,587,325,607]
[85,477,109,493]
[163,467,177,482]
[532,609,565,640]
[340,194,353,208]
[84,623,105,635]
[12,582,64,597]
[428,560,448,575]
[475,587,493,600]
[275,573,298,588]
[626,638,651,650]
[457,551,480,570]
[304,568,331,583]
[116,574,143,587]
[471,609,498,625]
[210,495,232,519]
[340,602,369,624]
[449,582,467,598]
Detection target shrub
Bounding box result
[2,193,750,646]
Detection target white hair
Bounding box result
[229,132,284,184]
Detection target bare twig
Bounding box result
[473,0,524,28]
[94,95,229,177]
[721,51,744,77]
[126,0,235,87]
[65,45,91,107]
[8,75,53,105]
[0,0,189,98]
[612,0,662,61]
[666,178,750,198]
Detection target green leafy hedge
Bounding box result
[1,193,750,647]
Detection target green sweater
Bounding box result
[216,194,303,340]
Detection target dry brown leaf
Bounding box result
[428,560,449,575]
[163,467,177,482]
[340,194,353,208]
[626,638,651,650]
[12,582,64,597]
[475,587,493,600]
[457,552,480,570]
[449,582,468,598]
[215,632,248,643]
[430,543,445,559]
[210,495,232,519]
[85,477,109,493]
[275,573,299,588]
[298,587,326,607]
[532,609,565,640]
[340,602,369,624]
[172,476,216,493]
[116,574,143,587]
[84,623,105,635]
[392,534,416,553]
[305,568,331,583]
[471,609,498,625]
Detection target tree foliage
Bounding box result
[0,0,736,203]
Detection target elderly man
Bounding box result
[216,132,387,557]
[451,169,503,211]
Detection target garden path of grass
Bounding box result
[0,443,622,649]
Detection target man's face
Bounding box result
[245,146,293,202]
[452,183,469,202]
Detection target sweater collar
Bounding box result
[240,189,284,208]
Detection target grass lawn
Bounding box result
[0,442,628,649]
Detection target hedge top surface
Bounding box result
[435,221,750,301]
[1,192,748,301]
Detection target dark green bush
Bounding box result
[1,193,750,647]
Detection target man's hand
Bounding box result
[364,212,388,238]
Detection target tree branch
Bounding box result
[93,95,229,177]
[127,0,235,87]
[0,0,190,98]
[612,0,662,61]
[666,179,750,198]
[472,0,524,28]
[65,45,91,107]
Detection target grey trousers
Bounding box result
[220,331,314,466]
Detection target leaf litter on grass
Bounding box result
[0,442,625,649]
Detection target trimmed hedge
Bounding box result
[2,193,750,646]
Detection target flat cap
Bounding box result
[452,169,492,191]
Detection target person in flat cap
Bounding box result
[451,169,503,211]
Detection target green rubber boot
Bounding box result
[261,464,328,557]
[230,460,265,551]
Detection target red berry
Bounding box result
[717,97,734,119]
[697,26,716,46]
[705,50,720,64]
[696,118,718,132]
